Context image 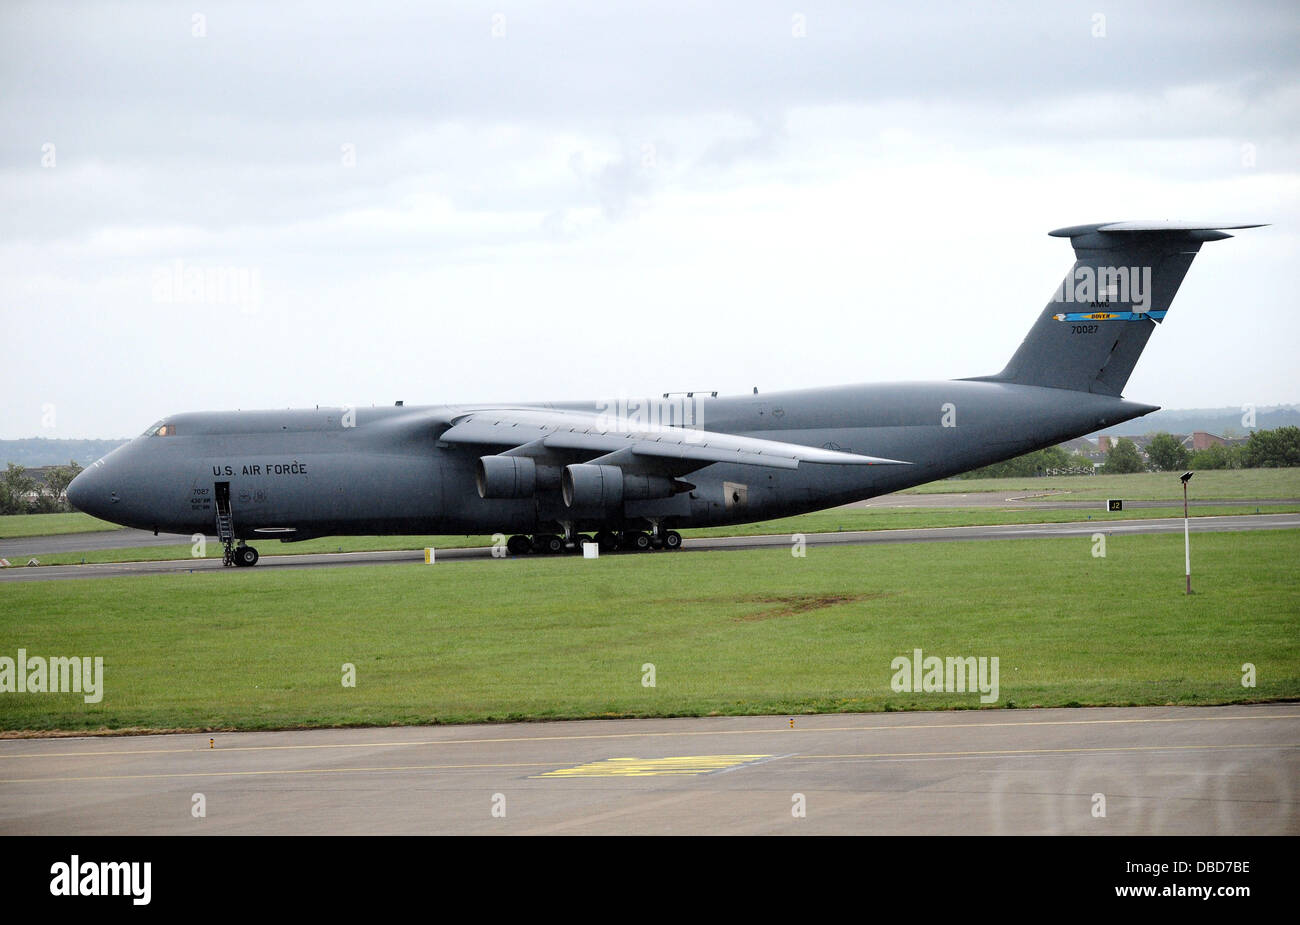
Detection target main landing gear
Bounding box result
[503,530,682,556]
[221,537,260,567]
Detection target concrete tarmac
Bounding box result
[1,704,1294,835]
[2,512,1297,582]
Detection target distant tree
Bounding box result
[1065,451,1096,471]
[1034,445,1073,471]
[1189,443,1241,470]
[1240,426,1300,469]
[1145,432,1190,472]
[39,461,83,511]
[957,445,1073,479]
[1103,437,1145,474]
[0,463,38,514]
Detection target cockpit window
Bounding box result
[143,421,176,437]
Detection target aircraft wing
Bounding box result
[438,408,909,472]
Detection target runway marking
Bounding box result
[5,743,1295,786]
[0,761,558,784]
[534,755,772,778]
[707,753,795,775]
[795,742,1300,762]
[3,712,1296,760]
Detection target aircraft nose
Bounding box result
[66,467,89,512]
[66,465,111,520]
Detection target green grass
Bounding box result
[11,504,1298,566]
[907,467,1300,500]
[0,512,122,538]
[1,529,1296,733]
[684,504,1299,539]
[17,535,497,566]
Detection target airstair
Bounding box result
[215,484,236,566]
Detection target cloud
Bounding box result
[1,0,1297,437]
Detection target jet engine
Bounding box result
[562,464,676,508]
[477,455,563,498]
[476,455,536,499]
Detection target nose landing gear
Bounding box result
[214,483,260,567]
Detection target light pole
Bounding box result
[1180,471,1194,594]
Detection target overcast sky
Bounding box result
[2,0,1297,438]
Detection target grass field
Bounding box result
[0,512,122,538]
[908,467,1300,500]
[10,504,1298,566]
[1,529,1296,734]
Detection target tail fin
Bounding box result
[979,221,1263,395]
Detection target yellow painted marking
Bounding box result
[2,713,1295,761]
[4,744,1295,785]
[536,755,771,778]
[796,742,1300,761]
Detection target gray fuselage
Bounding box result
[67,380,1154,541]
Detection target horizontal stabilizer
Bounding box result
[1050,221,1266,241]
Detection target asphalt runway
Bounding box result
[1,704,1294,835]
[2,512,1296,582]
[848,493,1300,510]
[4,494,1292,559]
[0,528,185,556]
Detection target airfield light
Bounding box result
[1181,472,1194,594]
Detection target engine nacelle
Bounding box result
[623,472,677,501]
[477,455,536,499]
[562,465,676,508]
[562,464,623,508]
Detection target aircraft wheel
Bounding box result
[573,534,594,552]
[595,531,619,552]
[506,535,532,556]
[535,534,565,555]
[623,531,652,552]
[663,530,683,550]
[236,546,260,567]
[650,534,664,549]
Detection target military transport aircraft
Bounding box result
[68,221,1260,565]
